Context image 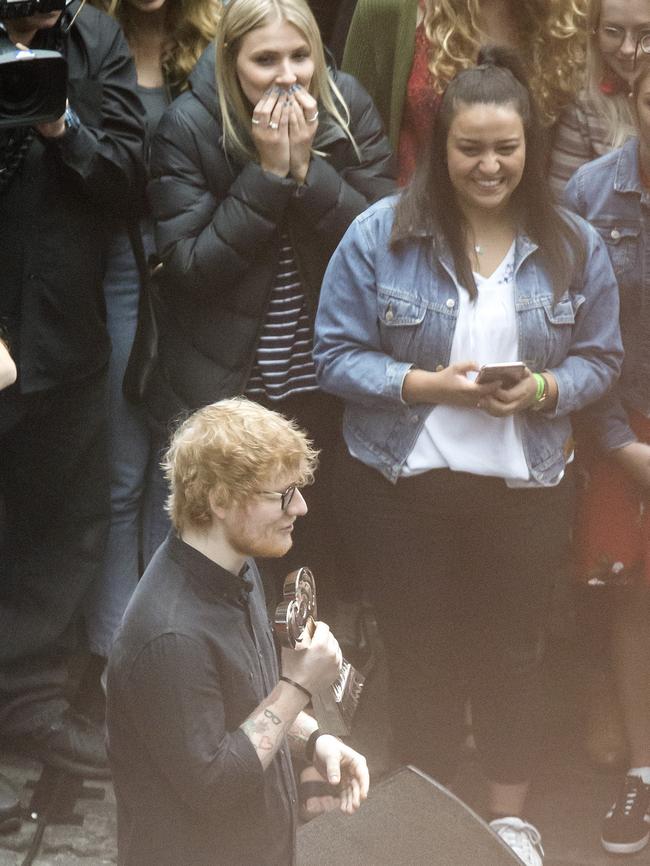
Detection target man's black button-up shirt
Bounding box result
[107,533,297,866]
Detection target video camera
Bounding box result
[0,0,68,129]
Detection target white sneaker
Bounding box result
[489,816,544,866]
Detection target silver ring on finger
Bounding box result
[306,112,319,123]
[251,117,261,126]
[269,121,279,130]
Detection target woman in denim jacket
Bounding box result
[564,64,650,857]
[314,48,622,866]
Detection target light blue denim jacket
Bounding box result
[313,196,623,484]
[565,138,649,451]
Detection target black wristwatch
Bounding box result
[305,728,326,762]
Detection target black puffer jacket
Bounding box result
[146,43,395,424]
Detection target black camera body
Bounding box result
[0,0,66,18]
[0,0,68,129]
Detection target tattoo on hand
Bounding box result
[242,719,266,739]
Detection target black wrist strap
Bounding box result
[279,675,312,702]
[305,728,324,763]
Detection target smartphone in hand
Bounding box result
[475,362,526,387]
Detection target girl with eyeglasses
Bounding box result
[550,0,650,783]
[550,0,650,194]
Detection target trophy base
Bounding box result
[311,660,365,737]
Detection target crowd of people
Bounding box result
[0,0,649,864]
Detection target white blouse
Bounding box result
[403,242,531,482]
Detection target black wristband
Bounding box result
[279,675,312,702]
[305,728,324,763]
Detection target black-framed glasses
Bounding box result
[635,33,650,70]
[257,483,300,511]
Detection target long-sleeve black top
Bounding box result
[106,533,297,866]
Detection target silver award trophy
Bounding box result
[274,567,365,737]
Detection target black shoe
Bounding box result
[601,773,650,854]
[5,711,110,780]
[0,773,20,834]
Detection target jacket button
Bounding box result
[435,364,444,372]
[610,229,621,240]
[446,298,455,309]
[385,307,394,322]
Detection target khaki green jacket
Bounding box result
[342,0,419,150]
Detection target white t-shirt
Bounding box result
[403,242,531,482]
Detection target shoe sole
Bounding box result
[601,832,650,855]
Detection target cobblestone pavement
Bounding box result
[0,756,116,866]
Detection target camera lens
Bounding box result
[0,65,40,116]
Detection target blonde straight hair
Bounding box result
[584,0,635,149]
[215,0,359,164]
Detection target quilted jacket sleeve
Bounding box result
[148,100,298,299]
[289,72,395,236]
[52,4,145,209]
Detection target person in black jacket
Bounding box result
[145,0,394,622]
[0,0,144,777]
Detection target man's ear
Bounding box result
[208,488,227,521]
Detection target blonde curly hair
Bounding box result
[92,0,221,92]
[423,0,589,126]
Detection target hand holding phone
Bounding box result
[475,362,527,388]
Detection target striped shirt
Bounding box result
[246,232,318,401]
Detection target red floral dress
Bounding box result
[575,412,650,587]
[397,1,442,185]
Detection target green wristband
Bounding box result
[532,373,545,401]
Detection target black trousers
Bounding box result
[0,372,110,734]
[336,456,575,785]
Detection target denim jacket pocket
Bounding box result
[540,295,583,364]
[594,223,639,285]
[377,287,428,360]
